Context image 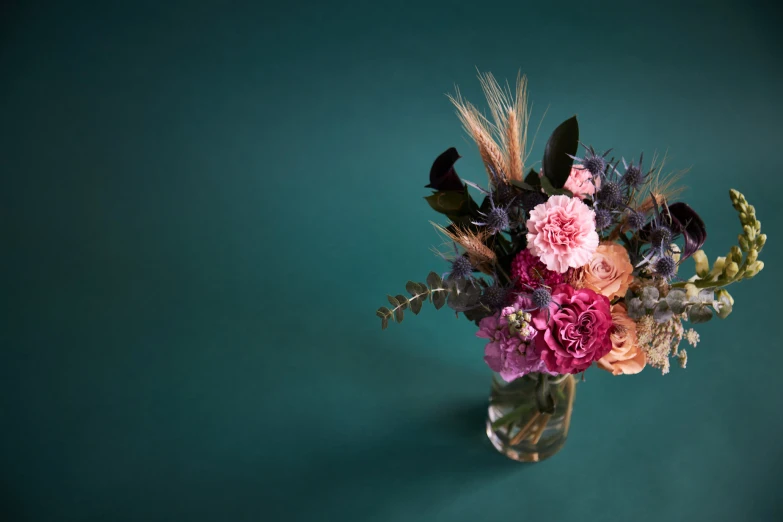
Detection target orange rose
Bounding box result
[598,303,646,375]
[582,243,634,300]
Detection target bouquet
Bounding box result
[374,73,767,460]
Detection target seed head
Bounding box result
[532,287,552,309]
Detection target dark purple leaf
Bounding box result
[426,147,463,191]
[668,202,707,260]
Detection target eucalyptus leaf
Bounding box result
[542,116,579,189]
[697,289,715,303]
[381,317,389,330]
[688,304,713,324]
[641,287,660,309]
[410,297,423,315]
[432,290,446,310]
[376,306,391,318]
[653,300,673,323]
[666,289,688,314]
[426,271,442,290]
[387,295,399,308]
[627,297,645,319]
[405,281,418,296]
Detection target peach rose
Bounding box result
[582,243,634,299]
[598,303,646,375]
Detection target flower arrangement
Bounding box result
[374,73,766,457]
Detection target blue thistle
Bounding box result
[472,192,514,234]
[649,225,673,253]
[597,180,623,209]
[481,281,509,310]
[570,144,612,177]
[627,210,647,230]
[531,287,552,309]
[448,255,474,280]
[622,153,647,189]
[595,208,613,230]
[654,255,677,280]
[521,191,547,216]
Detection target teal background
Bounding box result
[2,1,783,520]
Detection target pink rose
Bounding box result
[597,303,647,376]
[531,284,613,374]
[563,166,600,200]
[526,195,600,273]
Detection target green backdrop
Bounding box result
[2,1,783,520]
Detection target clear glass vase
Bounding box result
[486,372,576,462]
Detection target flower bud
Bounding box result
[692,250,709,278]
[715,289,734,319]
[756,234,767,248]
[747,248,758,264]
[747,261,764,276]
[743,225,756,241]
[738,236,749,252]
[724,261,740,279]
[739,212,748,223]
[710,256,726,278]
[729,245,742,263]
[754,220,761,232]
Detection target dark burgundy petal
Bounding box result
[426,147,464,191]
[668,202,707,260]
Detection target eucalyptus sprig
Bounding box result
[375,272,482,329]
[674,189,765,291]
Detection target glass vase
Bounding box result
[485,372,576,462]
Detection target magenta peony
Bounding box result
[526,195,599,273]
[477,295,554,381]
[510,249,565,291]
[531,284,613,374]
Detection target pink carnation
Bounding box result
[510,249,565,291]
[531,284,613,374]
[563,165,600,200]
[477,295,554,381]
[526,195,599,273]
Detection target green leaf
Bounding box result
[381,316,389,330]
[490,403,535,429]
[426,272,442,289]
[395,295,408,310]
[424,185,477,218]
[410,297,423,315]
[510,179,536,191]
[524,169,541,188]
[415,282,429,295]
[536,377,555,414]
[405,281,418,296]
[542,115,579,189]
[376,306,391,318]
[540,174,574,197]
[387,295,400,308]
